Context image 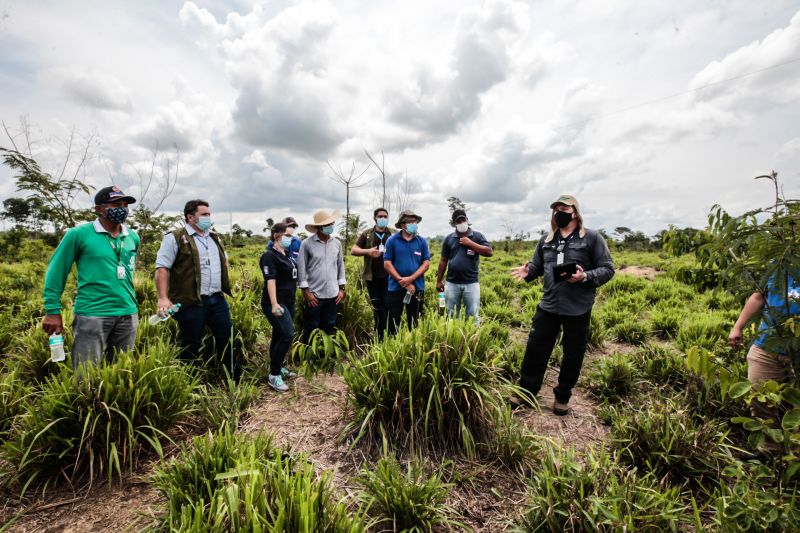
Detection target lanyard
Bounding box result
[374,231,387,246]
[105,233,125,262]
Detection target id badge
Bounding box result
[557,252,564,265]
[378,244,385,253]
[117,264,126,279]
[292,267,298,279]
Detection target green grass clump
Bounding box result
[600,275,649,296]
[612,318,650,345]
[343,316,506,458]
[630,344,688,387]
[154,427,362,532]
[514,444,687,532]
[584,353,637,401]
[355,455,457,532]
[482,303,520,326]
[1,340,197,494]
[611,400,732,489]
[0,368,33,440]
[649,308,682,339]
[675,313,729,352]
[197,378,261,430]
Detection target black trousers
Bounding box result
[366,277,389,340]
[387,289,424,336]
[302,296,338,343]
[174,293,241,381]
[520,306,591,403]
[262,298,296,376]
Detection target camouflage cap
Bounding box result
[549,194,579,210]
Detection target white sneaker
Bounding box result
[268,374,289,392]
[281,367,298,379]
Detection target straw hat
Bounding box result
[305,209,341,232]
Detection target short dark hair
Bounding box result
[184,199,209,221]
[270,222,288,241]
[374,207,388,218]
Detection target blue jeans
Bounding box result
[302,296,338,343]
[174,293,241,381]
[445,281,480,319]
[71,314,138,371]
[263,298,295,375]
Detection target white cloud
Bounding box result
[52,68,133,112]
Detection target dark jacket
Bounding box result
[525,227,614,316]
[168,227,231,306]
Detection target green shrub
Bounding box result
[514,444,687,532]
[153,427,362,532]
[612,318,650,345]
[343,316,506,458]
[611,400,732,489]
[337,284,374,346]
[675,313,729,352]
[596,307,628,330]
[0,368,33,440]
[587,312,608,349]
[601,275,648,296]
[292,329,350,378]
[483,303,520,326]
[630,344,688,387]
[355,455,457,532]
[198,378,261,430]
[650,308,682,339]
[1,341,196,494]
[584,353,637,401]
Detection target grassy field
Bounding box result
[0,243,798,531]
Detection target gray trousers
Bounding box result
[71,314,138,370]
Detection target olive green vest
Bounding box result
[168,228,231,306]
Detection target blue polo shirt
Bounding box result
[754,273,799,354]
[441,229,491,284]
[384,233,430,292]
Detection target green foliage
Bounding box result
[584,353,637,401]
[612,318,650,345]
[650,307,682,339]
[1,342,197,494]
[514,444,687,532]
[630,344,688,387]
[197,378,261,431]
[587,312,609,349]
[343,316,506,458]
[153,427,362,532]
[0,368,33,440]
[292,329,351,378]
[611,400,732,489]
[675,313,729,352]
[355,455,456,532]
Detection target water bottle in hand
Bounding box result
[402,290,413,305]
[438,292,446,309]
[49,333,66,363]
[148,303,181,325]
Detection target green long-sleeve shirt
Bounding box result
[43,220,140,316]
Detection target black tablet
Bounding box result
[552,262,577,281]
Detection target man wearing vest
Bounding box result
[155,199,240,381]
[43,186,140,370]
[352,208,393,340]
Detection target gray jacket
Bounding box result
[525,227,614,316]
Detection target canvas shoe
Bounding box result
[281,367,298,379]
[268,374,289,392]
[553,399,570,416]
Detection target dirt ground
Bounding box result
[616,266,661,280]
[2,334,621,532]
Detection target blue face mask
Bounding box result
[104,206,129,224]
[376,217,389,229]
[280,235,293,248]
[405,223,418,235]
[196,216,213,232]
[322,225,335,236]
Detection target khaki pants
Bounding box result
[746,344,793,423]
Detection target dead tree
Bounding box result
[327,160,371,247]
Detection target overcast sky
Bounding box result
[1,0,799,239]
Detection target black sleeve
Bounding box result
[355,231,368,249]
[260,252,278,281]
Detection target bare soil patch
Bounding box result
[617,266,661,280]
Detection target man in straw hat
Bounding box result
[297,209,346,343]
[511,194,614,415]
[384,209,430,335]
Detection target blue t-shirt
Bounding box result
[754,273,799,354]
[384,233,431,292]
[441,229,491,284]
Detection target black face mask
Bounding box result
[554,210,573,229]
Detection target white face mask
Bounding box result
[455,222,469,233]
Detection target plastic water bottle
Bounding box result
[438,292,446,309]
[49,334,66,363]
[148,303,181,325]
[402,290,413,305]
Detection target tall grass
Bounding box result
[343,316,508,458]
[1,340,197,494]
[153,426,363,532]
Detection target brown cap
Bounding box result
[395,209,422,229]
[549,194,579,210]
[282,216,298,228]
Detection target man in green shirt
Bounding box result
[43,186,140,370]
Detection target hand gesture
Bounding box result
[369,247,382,258]
[511,264,529,281]
[42,314,63,335]
[399,276,413,288]
[458,236,474,248]
[158,297,174,318]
